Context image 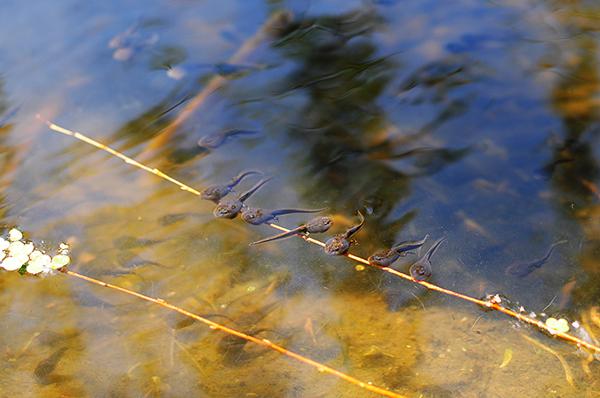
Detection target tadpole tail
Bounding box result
[343,210,365,238]
[230,170,263,187]
[224,129,261,138]
[249,225,306,245]
[537,239,568,267]
[391,233,429,254]
[271,207,327,216]
[425,237,446,262]
[239,177,272,202]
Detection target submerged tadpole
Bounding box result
[505,240,567,277]
[324,211,365,255]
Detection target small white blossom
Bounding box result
[22,242,34,256]
[545,317,569,334]
[2,255,27,271]
[8,228,23,242]
[50,254,70,270]
[8,241,26,256]
[0,228,71,275]
[29,250,43,260]
[26,262,44,274]
[26,254,51,274]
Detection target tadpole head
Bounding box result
[213,202,241,219]
[409,262,432,281]
[368,253,387,266]
[306,216,333,233]
[324,236,349,255]
[319,217,333,230]
[197,134,222,149]
[201,186,224,202]
[241,208,263,224]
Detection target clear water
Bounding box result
[0,0,599,396]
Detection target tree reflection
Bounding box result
[273,9,471,246]
[537,1,600,304]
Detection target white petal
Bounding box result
[2,256,26,271]
[0,238,9,251]
[29,250,43,260]
[50,254,70,269]
[26,261,45,275]
[22,242,34,256]
[8,228,23,242]
[8,241,25,256]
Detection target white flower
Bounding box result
[8,241,26,256]
[22,242,34,256]
[29,250,43,260]
[26,262,44,274]
[545,317,569,334]
[8,228,23,242]
[0,238,9,251]
[2,255,28,271]
[27,254,51,275]
[50,254,70,270]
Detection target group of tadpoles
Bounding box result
[202,170,445,280]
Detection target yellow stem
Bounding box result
[66,270,404,398]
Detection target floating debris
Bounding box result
[499,348,513,368]
[109,24,159,62]
[165,62,266,80]
[0,228,70,276]
[545,317,570,334]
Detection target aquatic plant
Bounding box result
[0,228,70,275]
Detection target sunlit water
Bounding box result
[1,0,599,396]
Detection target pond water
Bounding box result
[1,0,599,396]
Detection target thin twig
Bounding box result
[41,118,600,357]
[137,10,291,161]
[65,270,403,398]
[542,295,557,312]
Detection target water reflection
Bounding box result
[534,2,600,334]
[275,10,470,243]
[2,0,600,397]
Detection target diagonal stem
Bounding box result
[41,117,600,356]
[65,270,403,397]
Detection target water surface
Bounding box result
[1,0,599,396]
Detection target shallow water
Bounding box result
[1,0,600,396]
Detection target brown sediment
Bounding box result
[65,270,404,398]
[136,11,292,162]
[520,334,574,387]
[41,118,600,358]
